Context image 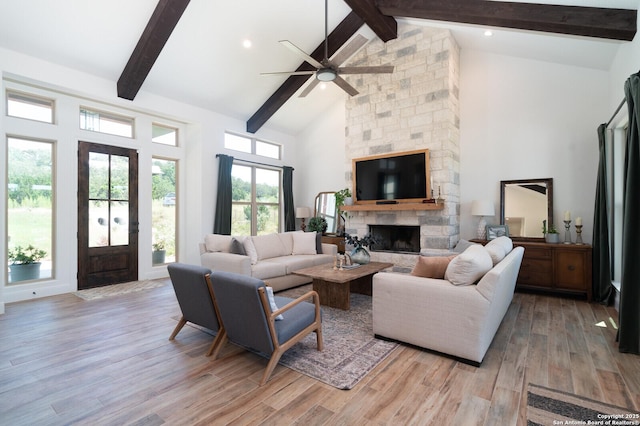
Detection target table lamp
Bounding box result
[471,200,495,239]
[296,207,311,232]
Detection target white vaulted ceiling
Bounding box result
[0,0,637,134]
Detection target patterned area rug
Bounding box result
[73,279,167,300]
[179,284,398,390]
[276,284,399,390]
[527,383,639,425]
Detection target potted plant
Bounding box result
[345,233,377,264]
[152,239,166,265]
[542,220,560,243]
[8,245,46,282]
[334,188,352,235]
[307,216,328,234]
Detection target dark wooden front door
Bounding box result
[78,142,139,289]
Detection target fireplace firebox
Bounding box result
[369,225,420,253]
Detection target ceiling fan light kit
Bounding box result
[262,0,393,97]
[316,68,337,81]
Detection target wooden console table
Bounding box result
[472,239,592,301]
[321,235,345,253]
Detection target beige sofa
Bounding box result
[372,238,524,364]
[199,231,337,291]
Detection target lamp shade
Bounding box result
[296,207,311,219]
[471,200,495,217]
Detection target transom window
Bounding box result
[80,107,134,138]
[7,91,54,123]
[152,124,178,146]
[224,132,281,160]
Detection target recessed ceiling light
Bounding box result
[242,39,252,48]
[484,30,493,37]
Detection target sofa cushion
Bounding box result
[454,239,477,253]
[230,237,246,255]
[243,238,258,265]
[484,242,505,265]
[445,244,493,286]
[488,236,513,255]
[277,232,298,255]
[292,232,317,255]
[251,262,286,280]
[265,254,331,274]
[205,234,232,253]
[252,233,288,260]
[411,255,456,279]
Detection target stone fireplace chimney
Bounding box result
[343,24,461,269]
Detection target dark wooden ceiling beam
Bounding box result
[375,0,637,41]
[117,0,191,100]
[246,11,365,134]
[343,0,398,42]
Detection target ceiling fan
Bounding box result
[261,0,394,97]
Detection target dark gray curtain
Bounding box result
[592,124,615,305]
[213,154,234,235]
[619,72,640,354]
[283,166,295,232]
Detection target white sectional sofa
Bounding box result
[199,231,337,291]
[372,237,524,364]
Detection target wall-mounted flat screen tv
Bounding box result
[353,149,430,203]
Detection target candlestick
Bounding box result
[333,254,338,270]
[563,219,572,244]
[576,216,582,226]
[575,224,583,244]
[564,211,571,221]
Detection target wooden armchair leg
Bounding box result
[169,317,187,340]
[208,329,228,359]
[260,349,285,386]
[315,326,323,351]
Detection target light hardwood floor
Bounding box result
[1,280,638,425]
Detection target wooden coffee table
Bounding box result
[293,261,393,310]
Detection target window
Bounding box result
[80,107,134,138]
[231,164,280,236]
[224,132,281,160]
[152,124,178,146]
[6,137,54,283]
[7,91,54,123]
[152,158,177,265]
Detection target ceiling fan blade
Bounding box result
[279,40,323,69]
[299,78,321,98]
[260,70,316,77]
[338,65,395,74]
[330,34,369,67]
[333,76,359,97]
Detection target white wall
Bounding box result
[458,51,610,243]
[294,101,346,219]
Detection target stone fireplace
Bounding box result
[370,225,420,253]
[342,23,461,269]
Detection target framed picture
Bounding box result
[486,224,509,240]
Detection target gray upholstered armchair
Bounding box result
[209,271,323,386]
[167,263,223,356]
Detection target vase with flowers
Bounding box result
[345,233,377,264]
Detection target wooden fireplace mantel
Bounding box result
[341,202,444,212]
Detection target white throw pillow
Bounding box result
[243,237,258,265]
[292,232,318,255]
[204,234,232,253]
[445,244,493,286]
[489,236,513,255]
[277,231,299,255]
[265,286,284,320]
[485,240,506,265]
[252,233,288,260]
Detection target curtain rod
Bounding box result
[216,154,293,171]
[606,98,626,128]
